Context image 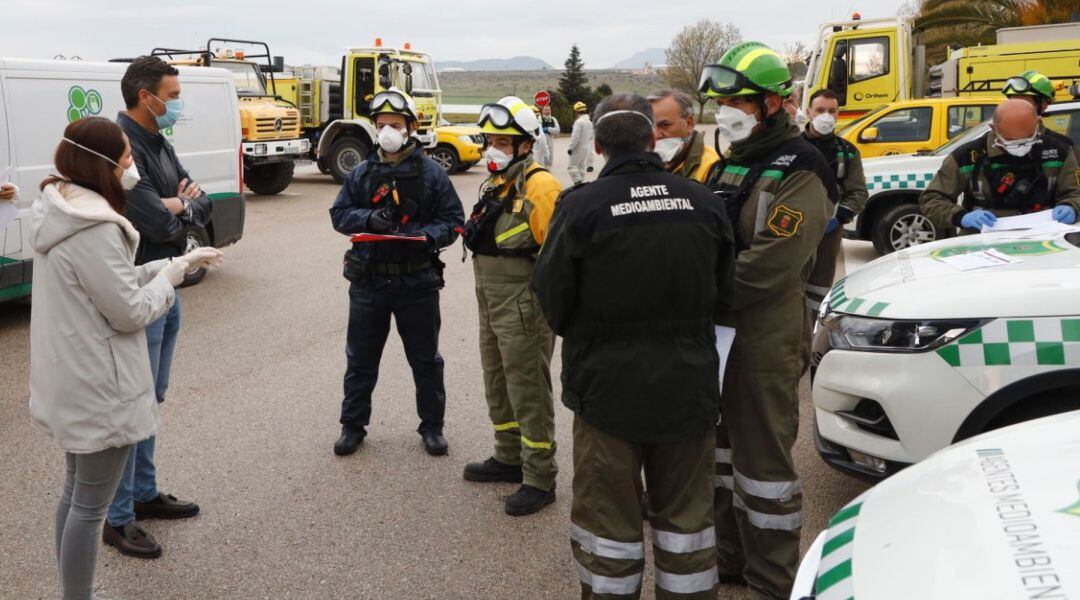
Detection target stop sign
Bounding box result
[534,91,551,107]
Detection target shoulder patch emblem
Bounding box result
[767,204,804,237]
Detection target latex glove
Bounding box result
[367,210,395,234]
[960,209,997,230]
[180,246,224,270]
[1052,205,1077,225]
[159,259,190,287]
[825,218,840,235]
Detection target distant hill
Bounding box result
[436,56,553,72]
[613,48,668,70]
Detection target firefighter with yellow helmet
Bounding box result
[461,96,563,516]
[700,42,833,599]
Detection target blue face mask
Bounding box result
[147,92,183,129]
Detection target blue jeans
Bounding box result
[107,296,181,527]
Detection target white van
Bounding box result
[0,58,245,301]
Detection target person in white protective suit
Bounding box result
[536,105,560,169]
[566,101,594,184]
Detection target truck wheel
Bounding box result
[244,162,295,195]
[429,145,460,173]
[180,226,211,288]
[872,203,938,255]
[329,137,367,183]
[317,158,331,175]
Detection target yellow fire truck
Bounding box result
[273,40,441,182]
[802,17,1080,127]
[151,38,308,195]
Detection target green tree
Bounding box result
[559,45,592,105]
[914,0,1023,62]
[662,19,742,120]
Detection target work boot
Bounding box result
[421,432,449,456]
[103,522,162,559]
[134,492,199,520]
[462,457,523,483]
[505,484,556,516]
[334,429,366,456]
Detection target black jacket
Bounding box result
[532,152,737,443]
[117,113,212,265]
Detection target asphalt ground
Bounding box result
[0,133,872,599]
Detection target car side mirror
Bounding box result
[860,127,879,142]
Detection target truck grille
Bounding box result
[254,111,300,138]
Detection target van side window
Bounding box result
[948,105,994,138]
[849,37,889,83]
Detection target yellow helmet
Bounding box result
[371,87,419,122]
[573,101,588,113]
[477,96,541,140]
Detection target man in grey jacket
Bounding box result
[104,56,211,559]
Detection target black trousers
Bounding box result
[341,278,446,435]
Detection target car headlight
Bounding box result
[818,313,985,353]
[470,134,485,144]
[458,135,478,145]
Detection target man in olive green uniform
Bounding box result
[648,89,721,184]
[700,42,834,600]
[920,99,1079,233]
[462,96,563,516]
[801,88,868,313]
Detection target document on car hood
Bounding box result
[981,209,1054,232]
[936,248,1023,271]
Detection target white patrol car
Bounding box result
[792,410,1080,600]
[812,227,1080,481]
[847,101,1080,255]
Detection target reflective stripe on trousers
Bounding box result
[655,567,720,595]
[575,559,643,596]
[572,523,645,560]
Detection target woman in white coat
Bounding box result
[29,116,221,600]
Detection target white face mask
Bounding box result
[811,113,837,136]
[793,109,809,127]
[484,146,513,173]
[377,126,407,153]
[654,137,686,163]
[715,105,758,143]
[995,134,1038,158]
[62,137,141,190]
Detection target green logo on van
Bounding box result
[67,86,103,122]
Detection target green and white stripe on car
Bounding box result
[936,318,1080,367]
[866,172,935,192]
[827,279,891,317]
[814,500,863,600]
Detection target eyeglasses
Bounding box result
[371,91,414,117]
[699,64,774,97]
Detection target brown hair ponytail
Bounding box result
[41,116,128,213]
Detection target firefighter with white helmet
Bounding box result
[567,101,594,184]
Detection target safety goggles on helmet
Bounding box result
[1002,77,1039,96]
[477,103,530,136]
[371,90,417,121]
[698,64,774,97]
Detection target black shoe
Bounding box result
[505,484,556,516]
[134,492,199,520]
[334,430,366,456]
[103,522,162,559]
[421,433,448,456]
[463,457,523,483]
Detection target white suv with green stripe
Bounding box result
[811,227,1080,481]
[850,101,1080,255]
[792,410,1080,600]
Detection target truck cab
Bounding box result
[153,39,309,196]
[284,41,442,183]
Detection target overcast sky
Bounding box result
[3,0,908,69]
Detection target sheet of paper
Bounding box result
[937,248,1022,271]
[715,325,736,395]
[350,232,427,243]
[982,209,1054,232]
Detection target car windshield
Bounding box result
[838,104,889,136]
[932,121,990,156]
[211,60,267,96]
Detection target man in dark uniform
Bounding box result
[801,88,868,314]
[329,88,465,457]
[919,98,1079,232]
[700,42,834,599]
[533,93,737,600]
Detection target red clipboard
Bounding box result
[350,232,427,243]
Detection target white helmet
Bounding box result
[371,87,419,122]
[477,96,541,140]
